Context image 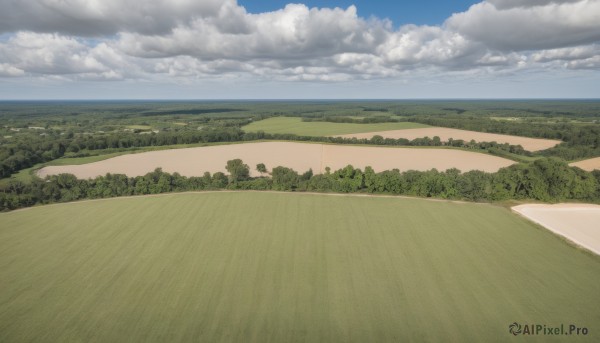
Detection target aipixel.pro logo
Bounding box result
[509,322,588,336]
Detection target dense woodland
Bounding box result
[1,100,599,210]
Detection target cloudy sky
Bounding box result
[0,0,598,99]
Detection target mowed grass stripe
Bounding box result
[243,117,429,136]
[1,192,599,342]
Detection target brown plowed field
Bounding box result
[337,127,560,152]
[570,157,600,171]
[37,142,515,179]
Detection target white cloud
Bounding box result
[117,4,389,60]
[0,32,103,75]
[446,0,600,51]
[488,0,582,9]
[0,0,598,85]
[0,0,231,36]
[565,55,600,69]
[378,26,479,68]
[0,63,24,77]
[531,45,600,62]
[0,32,142,78]
[531,44,600,69]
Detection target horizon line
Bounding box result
[1,98,599,102]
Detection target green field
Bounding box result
[243,117,429,136]
[1,192,599,342]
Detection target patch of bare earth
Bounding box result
[337,127,561,152]
[570,157,600,171]
[512,204,600,255]
[37,142,515,179]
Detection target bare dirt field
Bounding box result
[337,127,561,152]
[37,142,515,179]
[570,157,600,171]
[512,203,600,255]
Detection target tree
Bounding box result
[256,163,267,175]
[300,168,313,181]
[211,172,228,188]
[364,166,377,192]
[225,159,250,183]
[371,135,384,145]
[329,165,364,192]
[156,174,172,193]
[272,166,299,191]
[532,158,575,200]
[458,170,492,201]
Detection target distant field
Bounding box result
[243,117,429,136]
[337,128,561,152]
[570,157,600,171]
[37,142,515,179]
[0,165,40,186]
[44,141,250,167]
[47,152,131,166]
[125,125,152,130]
[1,192,599,342]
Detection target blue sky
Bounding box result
[239,1,480,26]
[0,0,598,99]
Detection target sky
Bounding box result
[239,1,481,26]
[0,0,599,99]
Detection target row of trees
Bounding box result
[2,158,598,211]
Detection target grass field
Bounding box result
[47,152,131,166]
[0,165,41,186]
[125,125,153,130]
[1,192,599,342]
[243,117,429,136]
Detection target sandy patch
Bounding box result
[337,127,561,152]
[570,157,600,171]
[512,204,600,255]
[37,142,515,179]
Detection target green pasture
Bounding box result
[125,125,153,130]
[243,117,429,136]
[1,192,598,342]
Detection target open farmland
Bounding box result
[1,192,599,342]
[337,127,561,152]
[570,157,600,171]
[37,142,515,179]
[242,117,429,136]
[513,204,600,255]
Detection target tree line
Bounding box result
[1,158,598,211]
